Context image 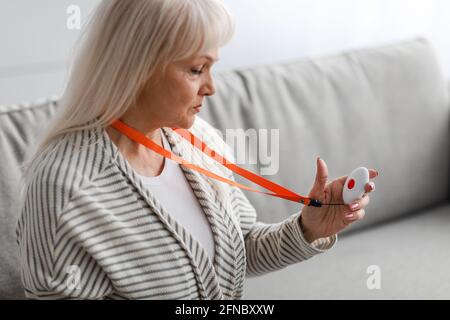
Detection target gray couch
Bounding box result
[1,38,449,299]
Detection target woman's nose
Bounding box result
[200,74,216,96]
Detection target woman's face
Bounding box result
[136,49,219,130]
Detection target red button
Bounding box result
[348,179,355,190]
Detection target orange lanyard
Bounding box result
[111,119,323,207]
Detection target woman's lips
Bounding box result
[193,105,202,112]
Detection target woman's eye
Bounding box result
[191,68,204,75]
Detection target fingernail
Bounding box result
[350,203,359,210]
[345,213,354,219]
[370,182,375,190]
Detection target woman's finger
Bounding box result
[348,194,370,211]
[354,209,366,221]
[369,169,379,180]
[359,195,370,209]
[365,182,376,193]
[308,157,329,199]
[344,209,366,222]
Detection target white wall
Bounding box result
[218,0,450,73]
[0,0,101,106]
[1,0,450,105]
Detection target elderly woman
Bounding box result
[17,0,377,299]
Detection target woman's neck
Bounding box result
[105,114,166,177]
[106,126,162,155]
[107,110,163,153]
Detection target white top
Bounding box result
[136,130,216,261]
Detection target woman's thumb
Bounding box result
[309,157,328,198]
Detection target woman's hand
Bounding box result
[299,157,379,243]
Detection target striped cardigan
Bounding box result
[16,116,336,300]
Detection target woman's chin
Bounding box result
[176,115,196,129]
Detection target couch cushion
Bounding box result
[0,97,59,299]
[201,38,450,232]
[1,38,448,299]
[243,203,450,299]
